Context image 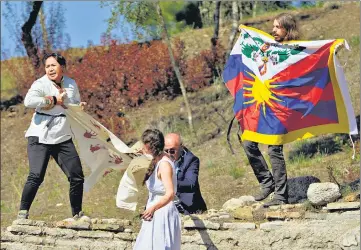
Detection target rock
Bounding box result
[218,214,231,220]
[222,222,256,230]
[7,225,42,235]
[12,219,46,227]
[288,176,321,204]
[55,221,91,230]
[222,196,255,211]
[92,223,124,232]
[304,212,327,220]
[266,211,285,220]
[339,226,360,250]
[77,230,114,239]
[231,207,253,221]
[326,202,360,211]
[307,182,341,205]
[43,227,76,238]
[183,219,220,230]
[266,211,303,220]
[259,221,286,231]
[327,211,361,221]
[114,232,135,241]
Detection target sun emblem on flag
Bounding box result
[243,72,283,116]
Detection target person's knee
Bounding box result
[243,141,258,153]
[27,172,44,186]
[68,170,84,184]
[268,145,283,156]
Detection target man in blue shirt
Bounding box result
[164,133,207,214]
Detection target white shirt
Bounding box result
[24,75,81,144]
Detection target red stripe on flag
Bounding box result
[273,80,335,104]
[225,72,252,98]
[271,41,334,83]
[319,81,335,101]
[274,85,323,105]
[236,103,260,132]
[271,101,337,132]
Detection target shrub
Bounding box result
[5,38,226,140]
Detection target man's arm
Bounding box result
[177,157,200,193]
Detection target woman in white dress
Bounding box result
[133,129,181,250]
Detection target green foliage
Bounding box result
[288,136,343,163]
[1,67,17,100]
[350,35,360,47]
[315,1,325,8]
[105,1,188,40]
[229,166,245,179]
[300,1,317,9]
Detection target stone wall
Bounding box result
[1,203,360,250]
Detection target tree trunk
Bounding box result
[211,1,221,49]
[238,1,243,21]
[155,3,194,133]
[253,0,257,18]
[39,5,51,53]
[21,1,43,75]
[226,1,239,58]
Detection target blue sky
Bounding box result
[1,1,309,59]
[1,1,132,59]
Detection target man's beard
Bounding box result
[273,34,285,42]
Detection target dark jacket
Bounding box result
[176,147,207,214]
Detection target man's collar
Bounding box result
[175,147,187,164]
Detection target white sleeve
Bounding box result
[24,80,49,108]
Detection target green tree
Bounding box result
[105,1,195,133]
[105,1,189,40]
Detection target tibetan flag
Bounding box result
[223,25,358,145]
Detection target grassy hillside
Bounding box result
[1,2,360,228]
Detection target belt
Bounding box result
[36,112,66,127]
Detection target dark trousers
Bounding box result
[20,136,84,216]
[242,140,288,202]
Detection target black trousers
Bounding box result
[20,136,84,216]
[242,140,288,202]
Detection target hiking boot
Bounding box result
[17,210,29,220]
[63,211,90,223]
[263,199,287,208]
[253,187,275,201]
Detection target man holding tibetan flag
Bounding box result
[223,13,357,208]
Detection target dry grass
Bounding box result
[1,3,360,229]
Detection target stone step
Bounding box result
[325,202,360,211]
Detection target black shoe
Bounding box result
[253,187,274,201]
[263,199,286,208]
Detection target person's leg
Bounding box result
[242,140,275,200]
[52,139,84,216]
[20,137,51,215]
[264,145,288,207]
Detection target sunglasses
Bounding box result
[164,148,176,155]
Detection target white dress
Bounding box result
[133,157,181,250]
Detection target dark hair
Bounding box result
[141,129,165,185]
[275,13,300,41]
[42,52,66,67]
